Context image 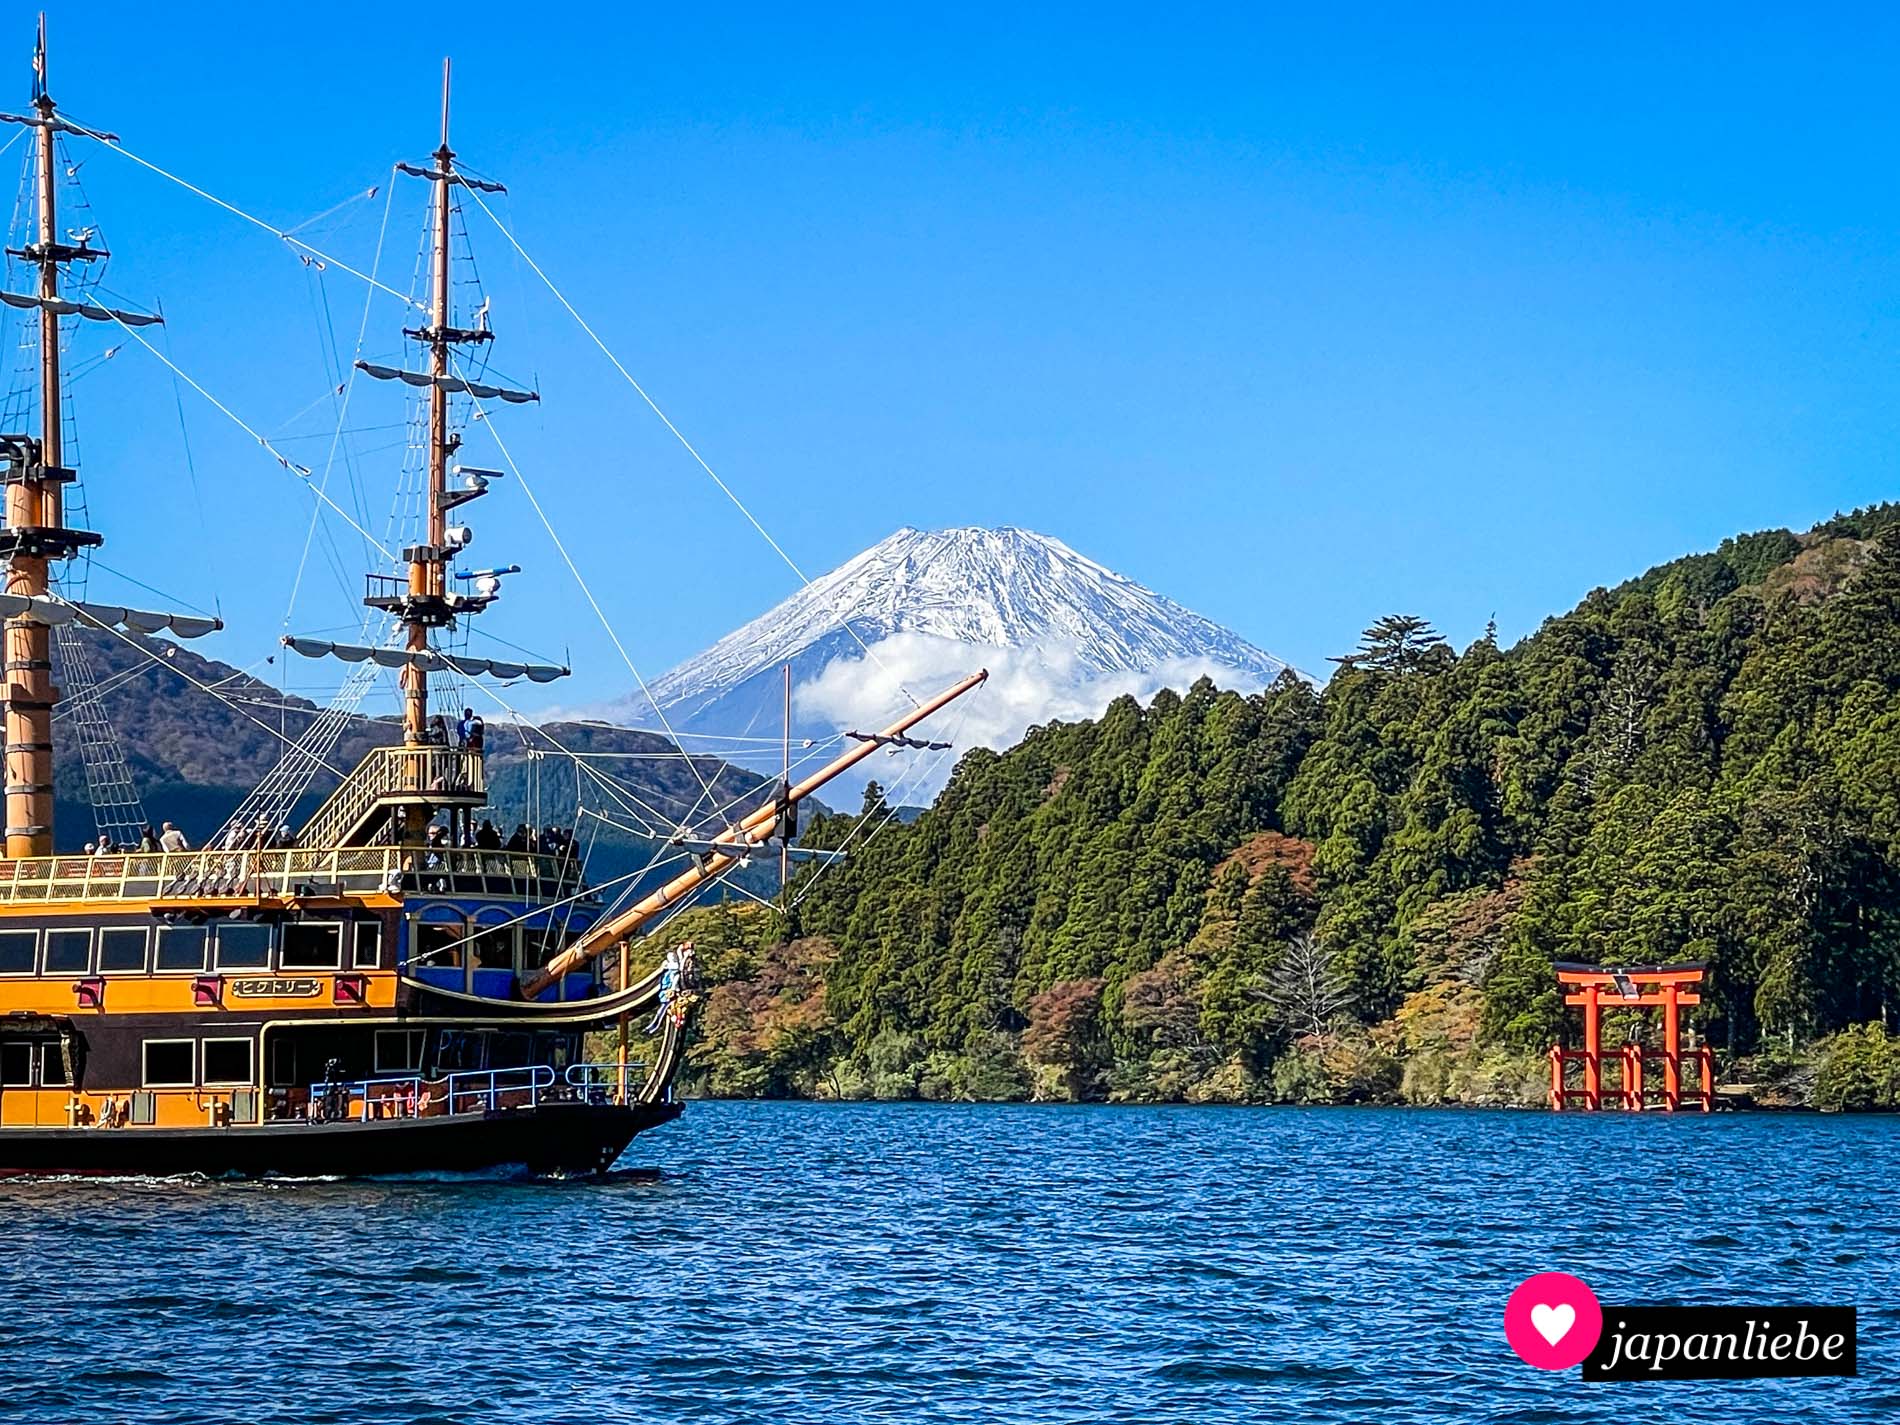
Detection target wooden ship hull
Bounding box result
[0,1100,681,1179]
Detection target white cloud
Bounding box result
[795,631,1273,799]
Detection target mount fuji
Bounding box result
[609,526,1295,799]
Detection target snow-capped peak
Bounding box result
[634,526,1288,727]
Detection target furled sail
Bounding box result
[0,289,163,326]
[353,361,538,404]
[282,636,568,683]
[394,161,507,194]
[0,593,220,638]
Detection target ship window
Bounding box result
[374,1029,425,1074]
[155,926,209,972]
[201,1038,254,1087]
[100,927,148,973]
[142,1039,195,1088]
[353,921,383,970]
[470,912,515,971]
[42,929,91,974]
[0,930,35,975]
[0,1042,30,1085]
[527,924,568,969]
[269,1037,298,1089]
[435,1030,486,1073]
[281,923,341,970]
[412,912,465,969]
[215,923,272,970]
[38,1042,69,1087]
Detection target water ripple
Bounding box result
[1,1102,1895,1423]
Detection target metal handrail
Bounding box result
[564,1061,650,1105]
[298,744,488,849]
[0,845,589,905]
[445,1064,555,1115]
[303,1065,557,1122]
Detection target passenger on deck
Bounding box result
[158,822,189,852]
[425,715,450,747]
[84,841,97,856]
[96,834,115,854]
[137,825,160,853]
[475,818,501,850]
[463,710,485,752]
[506,823,529,853]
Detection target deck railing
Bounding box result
[306,1065,557,1122]
[298,744,488,849]
[564,1061,652,1106]
[0,846,588,904]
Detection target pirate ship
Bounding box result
[0,27,982,1176]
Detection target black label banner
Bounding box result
[1585,1306,1856,1381]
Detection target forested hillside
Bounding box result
[677,505,1900,1108]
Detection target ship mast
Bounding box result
[339,57,540,847]
[406,58,456,754]
[1,19,104,857]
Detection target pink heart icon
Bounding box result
[1505,1272,1602,1370]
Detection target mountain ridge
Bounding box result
[608,527,1294,772]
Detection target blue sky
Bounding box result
[15,4,1900,714]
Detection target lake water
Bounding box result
[2,1102,1895,1423]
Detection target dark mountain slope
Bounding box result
[50,631,780,893]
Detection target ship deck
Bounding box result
[0,845,588,907]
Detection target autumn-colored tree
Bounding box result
[1022,977,1109,1099]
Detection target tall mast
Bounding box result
[341,58,537,847]
[403,57,457,751]
[1,18,104,857]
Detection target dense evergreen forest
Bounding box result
[669,506,1900,1109]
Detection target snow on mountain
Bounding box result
[609,526,1295,799]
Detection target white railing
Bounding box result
[305,1065,556,1122]
[564,1061,651,1105]
[298,745,488,848]
[0,846,586,904]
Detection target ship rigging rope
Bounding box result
[410,849,696,963]
[64,120,425,312]
[287,170,401,629]
[59,598,349,777]
[460,651,809,914]
[785,686,978,911]
[82,555,218,619]
[456,668,704,840]
[459,186,920,709]
[459,380,724,813]
[89,304,399,563]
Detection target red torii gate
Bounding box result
[1549,962,1714,1112]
